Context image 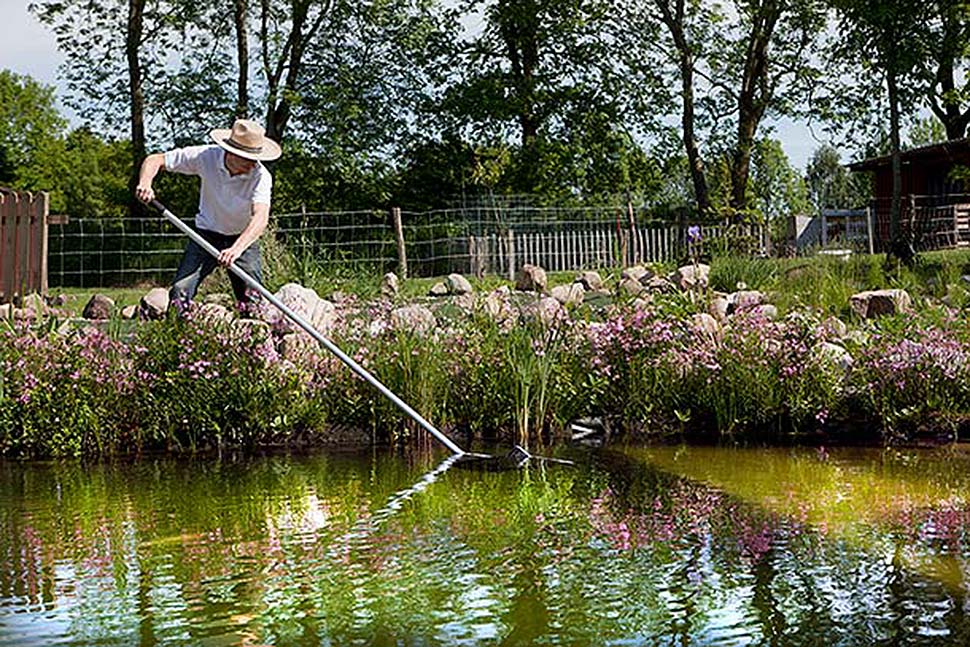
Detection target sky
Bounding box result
[1,0,824,172]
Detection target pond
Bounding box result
[3,444,970,645]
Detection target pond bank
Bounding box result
[5,259,970,458]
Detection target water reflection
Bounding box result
[4,446,970,644]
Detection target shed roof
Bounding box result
[848,138,970,172]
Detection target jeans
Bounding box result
[170,226,262,310]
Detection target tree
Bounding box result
[709,0,827,219]
[644,0,713,216]
[749,138,810,224]
[805,144,870,211]
[0,70,65,187]
[828,0,932,262]
[31,0,237,215]
[437,0,621,193]
[925,0,970,140]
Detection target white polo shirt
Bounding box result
[164,145,272,235]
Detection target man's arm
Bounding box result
[135,153,166,203]
[218,202,270,267]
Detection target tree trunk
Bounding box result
[932,58,970,140]
[232,0,249,119]
[126,0,146,218]
[729,1,779,219]
[658,0,710,217]
[887,69,911,262]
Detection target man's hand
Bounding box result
[218,246,242,268]
[135,184,155,204]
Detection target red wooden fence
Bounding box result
[0,188,49,304]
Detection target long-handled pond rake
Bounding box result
[151,200,571,468]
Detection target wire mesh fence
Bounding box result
[47,204,767,289]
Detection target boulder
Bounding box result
[515,264,547,292]
[381,272,399,299]
[0,303,10,320]
[752,304,778,320]
[481,286,515,324]
[815,341,853,372]
[822,316,848,340]
[197,303,233,324]
[520,296,566,327]
[202,292,236,309]
[446,273,474,295]
[140,287,170,320]
[265,283,338,334]
[549,282,585,306]
[849,289,912,319]
[576,270,604,291]
[643,276,676,294]
[121,305,139,320]
[428,282,450,297]
[82,294,115,320]
[691,312,721,341]
[727,290,766,313]
[621,265,654,284]
[670,263,710,291]
[279,331,318,363]
[709,296,729,321]
[618,277,645,297]
[390,304,437,334]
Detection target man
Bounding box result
[134,118,281,311]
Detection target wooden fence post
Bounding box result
[506,228,515,281]
[391,207,407,279]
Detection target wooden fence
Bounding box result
[468,223,765,280]
[0,189,50,304]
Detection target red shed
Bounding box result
[850,139,970,251]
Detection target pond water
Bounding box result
[4,444,970,645]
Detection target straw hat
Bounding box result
[209,119,282,161]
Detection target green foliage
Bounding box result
[805,144,871,211]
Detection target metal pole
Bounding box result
[151,200,465,456]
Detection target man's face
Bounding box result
[225,151,257,175]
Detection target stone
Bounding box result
[202,292,235,309]
[279,331,318,363]
[197,303,233,324]
[481,286,514,323]
[446,273,474,295]
[390,304,437,334]
[752,304,778,320]
[576,270,604,291]
[520,296,566,327]
[265,283,338,334]
[618,276,645,297]
[549,283,585,306]
[643,276,676,294]
[140,287,170,320]
[709,296,729,321]
[381,272,399,298]
[621,265,653,284]
[816,341,853,372]
[0,303,10,320]
[727,290,766,313]
[515,264,547,292]
[822,316,848,340]
[82,294,115,320]
[670,263,710,291]
[428,282,449,297]
[849,289,912,319]
[691,312,721,341]
[121,304,138,320]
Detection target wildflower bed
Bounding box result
[3,291,970,457]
